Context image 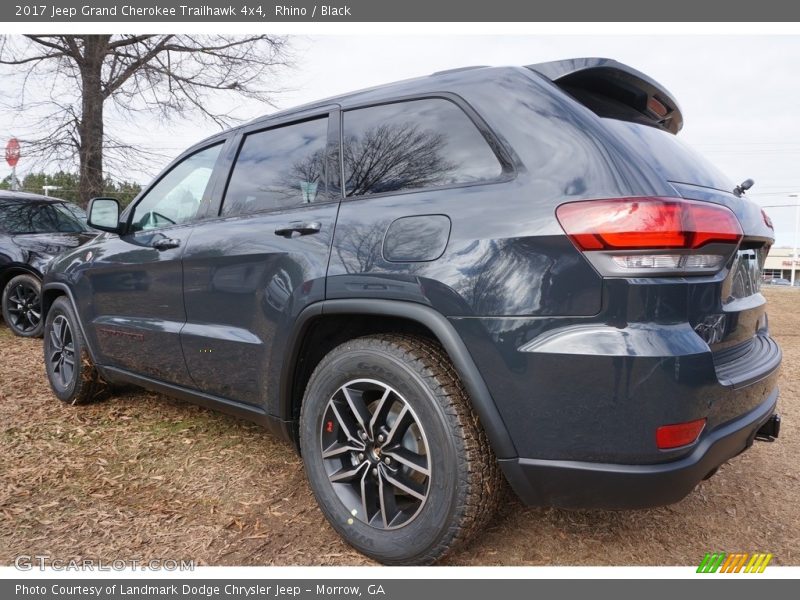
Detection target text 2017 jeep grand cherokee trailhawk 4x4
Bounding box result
[40,58,782,565]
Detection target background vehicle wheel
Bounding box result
[2,274,44,337]
[300,334,502,565]
[43,296,105,405]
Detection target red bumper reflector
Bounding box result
[656,418,707,450]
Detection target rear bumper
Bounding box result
[500,387,779,509]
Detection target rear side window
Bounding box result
[342,99,502,197]
[603,119,734,193]
[222,117,329,216]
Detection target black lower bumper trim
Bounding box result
[499,388,779,509]
[714,334,781,389]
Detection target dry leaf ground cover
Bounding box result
[0,288,797,566]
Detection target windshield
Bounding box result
[0,201,89,234]
[60,202,88,222]
[603,119,734,194]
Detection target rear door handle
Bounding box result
[152,238,181,250]
[274,221,322,238]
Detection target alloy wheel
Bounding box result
[320,379,431,530]
[5,281,41,333]
[48,315,76,389]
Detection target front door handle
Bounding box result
[152,238,181,250]
[274,221,322,238]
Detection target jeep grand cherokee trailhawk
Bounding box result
[41,58,781,564]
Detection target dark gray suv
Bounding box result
[41,58,782,565]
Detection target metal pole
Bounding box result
[793,198,800,286]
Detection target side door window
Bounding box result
[130,144,223,232]
[221,117,330,216]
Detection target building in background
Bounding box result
[764,247,800,282]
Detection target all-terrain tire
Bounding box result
[43,296,106,405]
[299,334,502,565]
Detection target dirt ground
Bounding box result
[0,288,797,566]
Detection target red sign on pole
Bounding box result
[6,138,20,168]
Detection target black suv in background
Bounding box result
[40,58,781,565]
[0,191,94,337]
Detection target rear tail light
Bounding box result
[611,254,724,270]
[656,418,706,450]
[556,197,743,276]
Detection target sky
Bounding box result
[2,34,800,245]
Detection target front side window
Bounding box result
[130,143,223,232]
[222,117,329,217]
[0,201,87,234]
[342,98,503,197]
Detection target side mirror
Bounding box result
[87,197,121,233]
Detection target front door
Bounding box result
[84,143,225,385]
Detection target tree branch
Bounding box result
[0,34,293,194]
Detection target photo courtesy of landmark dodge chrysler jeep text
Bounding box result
[39,58,782,565]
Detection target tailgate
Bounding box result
[672,183,779,387]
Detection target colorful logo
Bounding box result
[697,552,773,573]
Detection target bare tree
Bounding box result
[343,123,456,196]
[0,35,291,205]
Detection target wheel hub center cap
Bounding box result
[368,445,382,462]
[321,379,431,530]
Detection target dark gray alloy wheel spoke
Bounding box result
[49,327,61,351]
[377,468,400,528]
[49,315,74,387]
[6,282,41,332]
[329,462,369,483]
[360,466,380,524]
[380,467,427,502]
[321,439,364,459]
[320,379,431,530]
[382,445,431,477]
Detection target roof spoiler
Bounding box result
[527,58,683,134]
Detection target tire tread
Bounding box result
[301,333,502,564]
[45,296,107,405]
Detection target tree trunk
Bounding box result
[77,36,109,207]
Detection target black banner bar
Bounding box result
[3,579,799,600]
[3,0,800,22]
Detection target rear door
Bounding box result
[180,109,340,409]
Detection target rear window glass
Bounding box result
[603,119,734,193]
[342,99,503,197]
